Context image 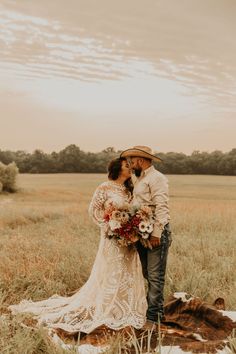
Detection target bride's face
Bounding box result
[120,160,131,179]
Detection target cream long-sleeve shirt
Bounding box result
[132,165,170,238]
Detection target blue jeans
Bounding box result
[137,223,172,322]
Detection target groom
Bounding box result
[120,146,171,329]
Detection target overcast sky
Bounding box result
[0,0,236,154]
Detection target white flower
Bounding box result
[142,233,149,240]
[107,229,114,236]
[120,211,129,223]
[112,210,122,220]
[139,221,148,232]
[146,223,154,233]
[109,220,121,231]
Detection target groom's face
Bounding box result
[130,157,142,177]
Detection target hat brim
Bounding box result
[120,148,162,163]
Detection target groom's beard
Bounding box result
[134,168,142,177]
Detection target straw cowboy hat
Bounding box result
[120,145,162,163]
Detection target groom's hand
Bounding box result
[149,236,161,248]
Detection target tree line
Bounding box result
[0,145,235,175]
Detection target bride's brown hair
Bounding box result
[108,158,133,194]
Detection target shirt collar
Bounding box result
[142,165,154,177]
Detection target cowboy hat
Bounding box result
[120,145,162,162]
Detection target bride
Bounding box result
[9,158,147,334]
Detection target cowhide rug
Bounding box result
[53,292,236,353]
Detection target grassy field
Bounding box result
[0,173,235,353]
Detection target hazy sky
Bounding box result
[0,0,236,154]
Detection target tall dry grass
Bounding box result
[0,173,235,353]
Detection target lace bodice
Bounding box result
[89,181,132,227]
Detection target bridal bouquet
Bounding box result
[103,202,155,248]
[130,205,155,248]
[103,202,139,247]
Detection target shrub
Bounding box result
[0,161,19,193]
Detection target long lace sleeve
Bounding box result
[88,184,107,227]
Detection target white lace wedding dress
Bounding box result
[9,181,147,334]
